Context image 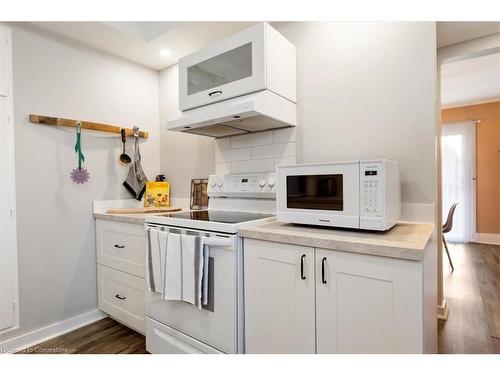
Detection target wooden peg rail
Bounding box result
[29,114,149,139]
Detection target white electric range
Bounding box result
[144,172,276,354]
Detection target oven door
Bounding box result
[145,226,238,354]
[277,162,360,228]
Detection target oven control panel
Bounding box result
[360,163,382,217]
[208,173,276,197]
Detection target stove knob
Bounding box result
[268,178,275,188]
[216,179,223,187]
[259,179,266,188]
[211,179,217,187]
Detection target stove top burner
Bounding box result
[167,210,274,224]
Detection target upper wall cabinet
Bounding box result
[178,22,296,111]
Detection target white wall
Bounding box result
[0,24,160,341]
[159,64,215,200]
[158,22,437,221]
[273,22,437,221]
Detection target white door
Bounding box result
[441,121,476,243]
[315,248,423,353]
[244,239,315,354]
[0,25,18,332]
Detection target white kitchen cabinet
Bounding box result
[97,265,145,334]
[315,248,423,353]
[244,237,437,354]
[96,220,146,277]
[95,219,147,334]
[244,239,315,354]
[179,22,296,111]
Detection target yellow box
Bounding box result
[144,181,170,207]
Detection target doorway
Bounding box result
[438,49,500,353]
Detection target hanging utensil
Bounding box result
[119,128,131,164]
[70,122,90,184]
[123,126,148,200]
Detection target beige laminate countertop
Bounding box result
[93,212,170,225]
[239,220,435,261]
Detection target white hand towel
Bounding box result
[146,229,162,293]
[195,238,205,309]
[158,230,169,296]
[181,235,197,305]
[163,233,182,301]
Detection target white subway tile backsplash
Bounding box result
[230,132,273,149]
[214,129,297,174]
[252,142,296,160]
[215,147,251,162]
[275,156,297,168]
[231,159,275,173]
[215,162,231,175]
[273,127,297,144]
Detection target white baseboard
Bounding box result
[474,233,500,245]
[0,309,106,354]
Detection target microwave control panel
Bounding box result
[360,163,382,217]
[208,173,276,197]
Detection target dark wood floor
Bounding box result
[439,242,500,354]
[17,317,146,354]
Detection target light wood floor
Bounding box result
[439,242,500,354]
[17,317,146,354]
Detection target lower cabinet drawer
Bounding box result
[146,317,223,354]
[96,219,146,277]
[97,265,145,334]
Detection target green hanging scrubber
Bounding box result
[70,122,90,184]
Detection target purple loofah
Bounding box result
[70,168,90,184]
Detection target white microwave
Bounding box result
[277,160,400,231]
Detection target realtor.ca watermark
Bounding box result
[1,346,69,354]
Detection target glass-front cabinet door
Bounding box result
[179,23,266,111]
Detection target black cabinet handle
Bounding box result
[115,294,126,300]
[321,257,327,284]
[114,244,125,249]
[208,90,222,97]
[300,254,306,280]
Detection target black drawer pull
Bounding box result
[115,294,126,300]
[300,254,306,280]
[321,257,327,284]
[208,90,222,97]
[114,244,125,249]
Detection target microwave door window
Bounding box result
[286,175,344,211]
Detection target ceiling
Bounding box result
[28,21,500,71]
[29,21,256,71]
[437,21,500,48]
[441,52,500,108]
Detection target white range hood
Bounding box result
[166,90,297,138]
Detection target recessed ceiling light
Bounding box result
[159,48,172,57]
